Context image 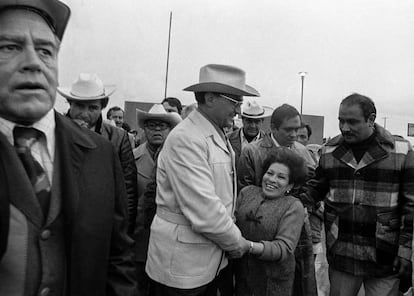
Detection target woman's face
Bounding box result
[262,162,293,199]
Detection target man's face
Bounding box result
[162,102,179,114]
[339,103,374,144]
[272,115,301,147]
[210,93,242,129]
[0,9,59,124]
[242,117,263,138]
[296,127,309,146]
[144,119,171,147]
[109,110,124,127]
[68,100,103,129]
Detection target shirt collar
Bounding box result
[271,133,282,147]
[240,129,262,143]
[0,109,56,157]
[270,133,294,149]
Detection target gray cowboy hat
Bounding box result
[183,64,260,97]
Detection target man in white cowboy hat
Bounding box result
[227,99,273,167]
[0,1,136,296]
[58,73,138,234]
[133,104,181,295]
[145,64,259,295]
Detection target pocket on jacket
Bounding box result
[325,212,339,251]
[170,228,215,276]
[376,212,400,264]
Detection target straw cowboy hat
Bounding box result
[241,100,273,119]
[0,0,71,40]
[57,73,116,100]
[136,104,182,129]
[183,64,260,97]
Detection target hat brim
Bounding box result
[0,0,71,40]
[242,106,273,119]
[57,86,116,100]
[136,109,182,129]
[183,82,260,97]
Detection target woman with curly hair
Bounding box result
[233,148,307,296]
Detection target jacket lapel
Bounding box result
[0,132,43,227]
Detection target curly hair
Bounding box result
[260,148,307,186]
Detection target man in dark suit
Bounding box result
[0,1,137,295]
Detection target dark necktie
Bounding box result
[13,126,51,219]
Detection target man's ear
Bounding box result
[368,113,376,127]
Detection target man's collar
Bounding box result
[197,108,227,141]
[241,128,262,142]
[0,109,56,157]
[271,133,282,148]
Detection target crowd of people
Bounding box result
[0,1,414,296]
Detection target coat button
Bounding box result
[40,287,50,296]
[40,230,51,240]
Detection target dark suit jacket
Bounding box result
[0,112,136,296]
[227,128,265,168]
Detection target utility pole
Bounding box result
[382,116,388,128]
[164,12,173,98]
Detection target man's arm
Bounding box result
[394,143,414,277]
[106,148,137,296]
[161,134,247,252]
[118,130,138,235]
[299,160,330,210]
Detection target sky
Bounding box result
[56,0,414,140]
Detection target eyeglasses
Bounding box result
[218,94,243,108]
[144,121,170,131]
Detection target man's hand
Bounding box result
[227,237,250,259]
[393,256,412,278]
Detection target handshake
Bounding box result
[227,237,264,259]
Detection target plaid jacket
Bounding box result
[302,124,414,276]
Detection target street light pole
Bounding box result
[298,72,307,115]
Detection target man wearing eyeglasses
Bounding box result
[145,64,259,296]
[133,104,181,296]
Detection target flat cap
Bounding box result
[0,0,71,40]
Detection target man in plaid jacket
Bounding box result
[301,93,414,296]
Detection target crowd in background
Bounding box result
[1,1,414,296]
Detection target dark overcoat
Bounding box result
[0,112,136,295]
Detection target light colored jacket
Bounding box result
[145,110,242,289]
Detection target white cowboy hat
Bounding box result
[0,0,71,40]
[241,100,273,119]
[57,73,116,100]
[183,64,260,97]
[137,104,182,129]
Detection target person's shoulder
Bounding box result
[227,128,240,140]
[133,143,147,159]
[284,195,305,211]
[102,121,127,136]
[56,113,113,150]
[240,184,262,196]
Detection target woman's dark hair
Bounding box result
[260,148,307,186]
